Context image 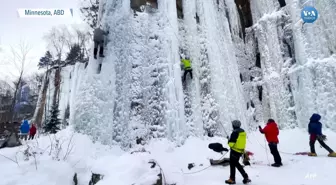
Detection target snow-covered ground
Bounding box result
[1,127,335,185]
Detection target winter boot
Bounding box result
[99,47,105,57]
[271,163,282,167]
[225,178,236,184]
[308,152,317,156]
[93,48,98,59]
[242,178,251,184]
[328,152,336,157]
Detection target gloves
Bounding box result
[258,125,262,129]
[321,135,327,141]
[226,135,230,139]
[317,135,327,141]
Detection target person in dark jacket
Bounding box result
[259,119,282,167]
[93,25,109,59]
[225,120,251,184]
[308,113,336,157]
[28,124,37,140]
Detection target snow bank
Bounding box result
[1,128,335,185]
[0,127,123,185]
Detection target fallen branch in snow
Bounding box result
[72,160,81,167]
[52,138,62,161]
[130,147,151,154]
[21,143,40,170]
[0,153,20,167]
[63,133,75,160]
[48,134,53,155]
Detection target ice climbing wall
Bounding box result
[38,0,336,148]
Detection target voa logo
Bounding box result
[301,6,318,23]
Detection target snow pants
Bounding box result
[20,133,28,140]
[229,150,248,181]
[183,69,193,82]
[28,134,35,140]
[310,136,334,154]
[94,41,104,57]
[268,142,282,164]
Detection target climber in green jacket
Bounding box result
[181,56,193,83]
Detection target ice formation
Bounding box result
[34,0,336,147]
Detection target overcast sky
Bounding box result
[0,0,84,80]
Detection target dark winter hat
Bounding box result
[310,113,321,121]
[267,119,275,123]
[232,120,241,128]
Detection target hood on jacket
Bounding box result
[22,120,29,125]
[267,119,275,124]
[310,114,321,122]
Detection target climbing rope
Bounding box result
[181,165,212,175]
[248,128,295,155]
[181,151,228,175]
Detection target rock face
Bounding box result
[130,0,147,12]
[88,173,103,185]
[176,0,183,19]
[153,173,163,185]
[0,131,21,149]
[73,173,78,185]
[234,0,253,38]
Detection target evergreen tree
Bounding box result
[66,44,83,64]
[44,103,61,134]
[38,51,53,69]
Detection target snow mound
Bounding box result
[1,127,336,185]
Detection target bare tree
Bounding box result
[71,25,91,60]
[63,24,91,60]
[60,25,74,52]
[44,27,66,65]
[0,80,13,122]
[9,41,32,122]
[0,40,32,131]
[80,0,99,29]
[44,25,91,66]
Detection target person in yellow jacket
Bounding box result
[225,120,251,184]
[181,56,193,83]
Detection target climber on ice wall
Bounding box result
[93,25,109,59]
[225,120,251,184]
[259,119,283,167]
[181,55,193,83]
[308,113,336,157]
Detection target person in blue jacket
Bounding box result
[20,120,30,140]
[308,114,336,157]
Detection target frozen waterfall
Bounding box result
[37,0,336,148]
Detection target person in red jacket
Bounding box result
[28,124,37,140]
[259,119,282,167]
